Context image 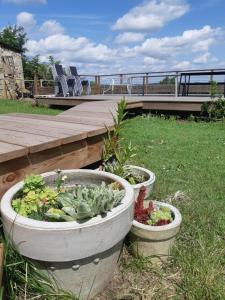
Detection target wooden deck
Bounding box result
[0,99,127,197]
[36,94,211,112]
[0,95,211,197]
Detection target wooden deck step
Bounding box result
[6,113,108,137]
[8,113,113,127]
[0,128,63,153]
[0,141,27,163]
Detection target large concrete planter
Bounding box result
[129,201,182,261]
[125,165,156,200]
[0,169,134,299]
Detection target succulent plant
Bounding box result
[147,206,173,226]
[104,161,145,185]
[23,174,45,194]
[12,176,58,219]
[12,175,125,222]
[134,187,173,226]
[46,182,125,221]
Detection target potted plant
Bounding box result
[129,187,182,261]
[101,99,155,199]
[0,169,134,299]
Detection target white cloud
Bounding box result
[133,26,223,59]
[115,32,145,44]
[144,56,165,65]
[172,60,191,69]
[4,0,46,4]
[25,34,116,64]
[193,52,211,64]
[16,11,36,30]
[40,20,65,36]
[24,25,223,74]
[112,0,189,33]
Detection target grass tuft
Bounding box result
[0,99,61,115]
[121,115,225,299]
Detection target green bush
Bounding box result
[201,97,225,120]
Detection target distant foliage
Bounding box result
[209,80,218,99]
[0,25,27,53]
[23,55,55,80]
[160,76,175,85]
[201,96,225,120]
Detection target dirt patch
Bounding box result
[95,248,182,300]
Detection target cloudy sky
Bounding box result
[0,0,225,74]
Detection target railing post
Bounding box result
[120,74,123,94]
[142,75,145,96]
[95,75,101,94]
[175,72,178,97]
[210,69,213,82]
[33,73,40,96]
[145,73,149,95]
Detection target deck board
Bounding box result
[0,128,62,153]
[0,115,102,137]
[0,142,27,163]
[36,94,211,109]
[0,94,210,197]
[7,113,112,126]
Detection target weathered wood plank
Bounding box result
[0,128,62,153]
[142,101,202,111]
[61,110,113,119]
[71,103,117,112]
[4,114,107,137]
[0,134,105,197]
[0,119,86,140]
[7,113,113,127]
[0,141,28,163]
[57,115,114,128]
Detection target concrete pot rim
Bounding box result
[1,169,134,231]
[132,201,182,232]
[125,165,156,189]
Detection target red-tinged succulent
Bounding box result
[134,186,173,226]
[155,219,171,226]
[134,186,154,224]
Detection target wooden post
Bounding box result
[120,74,123,94]
[94,75,100,94]
[33,73,40,96]
[3,79,7,99]
[98,76,101,94]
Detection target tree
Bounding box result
[48,55,61,65]
[160,76,175,85]
[0,25,58,80]
[209,80,218,100]
[0,25,27,53]
[23,55,53,80]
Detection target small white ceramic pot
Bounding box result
[129,201,182,262]
[125,165,156,200]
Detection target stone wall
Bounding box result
[0,44,24,99]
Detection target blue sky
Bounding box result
[0,0,225,74]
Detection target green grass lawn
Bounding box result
[0,99,224,299]
[115,116,225,299]
[0,99,61,115]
